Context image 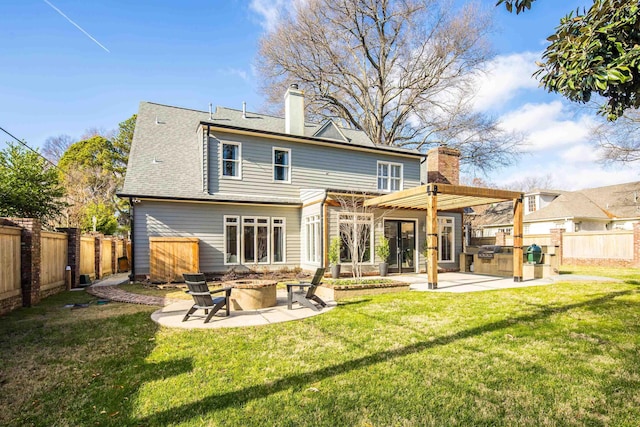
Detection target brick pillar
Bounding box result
[495,231,507,246]
[634,222,640,267]
[4,218,42,307]
[94,235,103,279]
[550,228,564,266]
[58,227,80,288]
[111,238,117,275]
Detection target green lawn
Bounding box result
[1,267,639,426]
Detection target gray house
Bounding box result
[119,85,463,280]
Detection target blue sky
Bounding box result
[1,0,636,190]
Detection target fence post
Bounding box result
[634,222,640,268]
[4,218,42,307]
[550,228,564,266]
[111,238,117,274]
[58,227,80,288]
[94,235,103,279]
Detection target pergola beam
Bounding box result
[365,182,525,284]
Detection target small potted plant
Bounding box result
[329,237,341,278]
[376,235,390,277]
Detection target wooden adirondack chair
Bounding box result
[286,268,327,311]
[182,273,231,323]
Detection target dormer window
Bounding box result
[527,195,537,213]
[377,161,402,192]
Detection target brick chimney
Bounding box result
[427,146,460,185]
[284,84,305,136]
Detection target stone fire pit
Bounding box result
[226,279,277,310]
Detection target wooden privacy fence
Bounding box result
[80,236,96,278]
[41,231,68,292]
[0,225,22,313]
[0,217,131,315]
[101,238,113,276]
[563,231,633,263]
[150,237,199,283]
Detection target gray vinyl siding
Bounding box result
[133,200,300,274]
[209,132,420,197]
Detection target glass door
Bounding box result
[384,220,416,273]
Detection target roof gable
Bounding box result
[313,120,350,142]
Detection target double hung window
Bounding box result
[377,161,402,192]
[273,148,291,182]
[221,142,241,178]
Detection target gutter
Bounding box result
[129,197,135,283]
[116,193,302,207]
[199,121,423,159]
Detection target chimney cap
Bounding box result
[290,83,299,89]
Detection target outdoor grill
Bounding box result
[477,245,503,259]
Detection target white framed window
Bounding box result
[304,215,321,263]
[527,196,537,213]
[272,218,286,264]
[224,216,240,265]
[338,213,373,263]
[242,217,270,264]
[221,142,241,179]
[377,161,402,192]
[438,217,455,262]
[273,147,291,183]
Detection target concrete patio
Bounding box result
[151,290,337,329]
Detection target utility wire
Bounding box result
[0,125,58,168]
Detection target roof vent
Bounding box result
[242,101,246,119]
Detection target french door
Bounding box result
[384,220,416,274]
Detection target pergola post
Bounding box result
[426,184,438,289]
[513,195,524,282]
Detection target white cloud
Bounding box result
[249,0,290,32]
[559,143,602,163]
[499,101,597,152]
[218,67,252,82]
[472,51,541,111]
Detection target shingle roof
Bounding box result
[468,181,640,227]
[120,101,420,202]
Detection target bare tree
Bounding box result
[42,134,74,164]
[257,0,521,171]
[591,110,640,164]
[332,191,393,281]
[505,173,557,192]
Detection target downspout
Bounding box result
[129,197,135,283]
[322,192,329,268]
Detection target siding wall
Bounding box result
[208,132,421,197]
[134,200,301,274]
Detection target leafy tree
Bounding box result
[495,0,536,14]
[0,144,66,222]
[112,114,136,177]
[498,0,640,120]
[258,0,521,171]
[81,202,118,235]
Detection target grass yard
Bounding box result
[1,267,639,426]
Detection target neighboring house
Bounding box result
[469,182,640,237]
[119,85,464,279]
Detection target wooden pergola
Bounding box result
[364,183,524,289]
